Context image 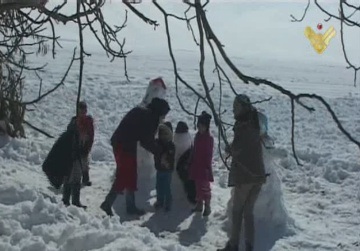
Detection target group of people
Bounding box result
[99,98,215,217]
[43,90,268,251]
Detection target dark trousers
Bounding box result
[230,183,262,248]
[156,170,173,209]
[103,181,139,212]
[82,170,90,183]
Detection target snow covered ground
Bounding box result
[1,0,360,250]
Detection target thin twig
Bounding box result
[290,0,310,22]
[291,98,302,165]
[23,120,54,138]
[76,0,85,111]
[123,0,159,28]
[22,48,77,105]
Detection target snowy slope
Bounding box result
[1,0,360,251]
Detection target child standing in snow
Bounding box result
[154,122,175,211]
[189,111,214,217]
[67,101,94,186]
[62,101,94,209]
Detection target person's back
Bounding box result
[229,108,266,186]
[154,123,175,211]
[111,106,158,154]
[101,98,170,217]
[154,138,175,171]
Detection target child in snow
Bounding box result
[189,111,214,217]
[62,101,94,209]
[67,101,94,186]
[154,122,175,211]
[173,121,196,204]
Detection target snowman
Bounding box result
[137,77,167,203]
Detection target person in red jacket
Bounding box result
[67,101,94,186]
[189,111,214,217]
[100,98,170,217]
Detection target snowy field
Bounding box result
[1,0,360,250]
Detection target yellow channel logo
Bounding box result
[304,26,336,54]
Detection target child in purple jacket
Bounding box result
[189,111,214,217]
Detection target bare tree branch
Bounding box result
[314,0,360,27]
[290,0,310,22]
[339,0,360,87]
[296,93,360,149]
[23,120,54,138]
[22,48,77,106]
[152,0,360,168]
[290,0,359,86]
[153,0,209,117]
[1,0,131,137]
[76,0,85,112]
[123,0,159,27]
[290,98,302,165]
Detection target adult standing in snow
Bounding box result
[100,98,170,216]
[218,94,267,251]
[67,101,94,186]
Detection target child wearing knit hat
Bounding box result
[153,122,176,212]
[189,111,214,217]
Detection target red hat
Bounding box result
[151,77,166,90]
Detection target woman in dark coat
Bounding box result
[100,98,170,217]
[42,119,87,208]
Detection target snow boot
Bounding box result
[71,183,87,209]
[100,188,117,216]
[217,242,238,251]
[185,180,197,204]
[164,202,172,212]
[100,202,114,217]
[127,207,146,216]
[126,191,145,216]
[192,201,203,213]
[82,171,92,186]
[62,183,71,206]
[153,201,163,210]
[203,201,211,217]
[245,242,253,251]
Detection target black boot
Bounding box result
[186,180,197,204]
[62,183,71,206]
[126,191,145,216]
[100,187,117,217]
[203,201,211,217]
[245,242,253,251]
[217,242,238,251]
[82,170,92,186]
[71,183,87,209]
[192,201,203,213]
